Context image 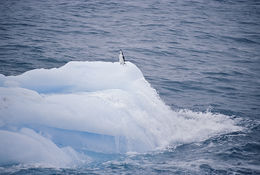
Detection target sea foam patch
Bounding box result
[0,61,241,167]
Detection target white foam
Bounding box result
[0,61,242,167]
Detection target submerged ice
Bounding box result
[0,61,241,167]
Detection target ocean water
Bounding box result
[0,0,260,174]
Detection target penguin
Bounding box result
[119,50,125,65]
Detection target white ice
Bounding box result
[0,61,242,167]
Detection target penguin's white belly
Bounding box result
[119,54,125,64]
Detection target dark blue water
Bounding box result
[0,0,260,174]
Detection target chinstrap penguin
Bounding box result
[119,50,125,65]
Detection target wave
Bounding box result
[0,61,241,167]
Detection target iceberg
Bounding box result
[0,61,241,167]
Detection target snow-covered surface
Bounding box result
[0,61,241,167]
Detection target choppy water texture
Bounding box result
[0,0,260,174]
